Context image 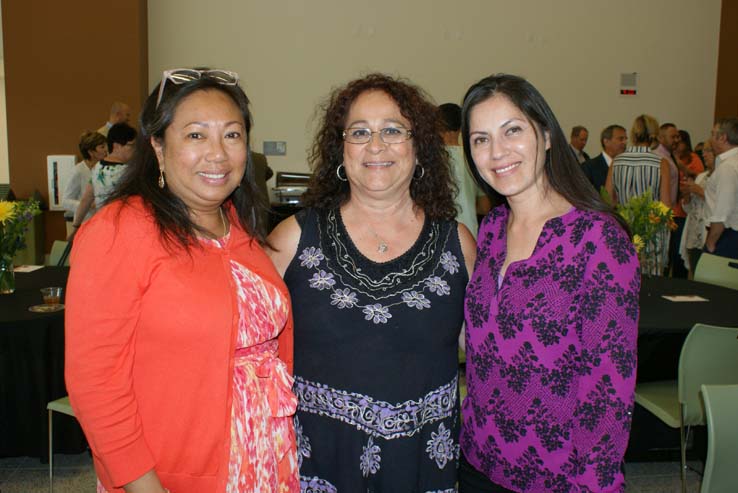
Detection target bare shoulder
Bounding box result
[457,222,477,278]
[266,215,302,277]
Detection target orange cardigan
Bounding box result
[65,197,293,493]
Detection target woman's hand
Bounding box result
[681,180,705,200]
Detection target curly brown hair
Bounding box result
[302,73,457,220]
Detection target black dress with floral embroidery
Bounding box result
[285,208,467,493]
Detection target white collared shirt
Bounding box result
[706,146,738,230]
[570,144,586,164]
[62,161,94,219]
[603,152,613,167]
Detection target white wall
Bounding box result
[0,0,10,184]
[148,0,722,174]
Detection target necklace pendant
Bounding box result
[377,242,388,253]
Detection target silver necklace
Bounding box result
[368,227,389,253]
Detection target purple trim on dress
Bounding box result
[294,374,457,440]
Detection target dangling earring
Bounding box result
[158,168,166,188]
[336,163,348,182]
[413,163,425,180]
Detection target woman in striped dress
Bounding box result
[605,114,672,273]
[605,114,671,207]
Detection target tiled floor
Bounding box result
[625,460,703,492]
[0,452,703,492]
[0,453,95,493]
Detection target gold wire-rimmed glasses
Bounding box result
[342,126,413,145]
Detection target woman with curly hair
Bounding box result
[268,73,476,491]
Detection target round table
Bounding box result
[632,277,737,459]
[637,276,738,383]
[639,276,738,336]
[0,266,87,459]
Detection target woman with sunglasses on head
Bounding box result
[459,74,639,493]
[268,73,476,491]
[66,69,298,493]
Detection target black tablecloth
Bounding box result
[637,276,738,382]
[0,266,87,458]
[639,276,738,335]
[629,276,738,459]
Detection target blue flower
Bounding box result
[402,291,431,310]
[440,251,460,274]
[425,276,450,296]
[309,270,336,290]
[330,288,358,309]
[360,436,381,477]
[362,304,392,324]
[299,246,324,268]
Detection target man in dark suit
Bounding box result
[569,126,591,163]
[582,124,628,193]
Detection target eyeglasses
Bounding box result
[156,68,239,108]
[342,126,413,145]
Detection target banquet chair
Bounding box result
[47,241,70,267]
[47,396,76,493]
[700,384,738,493]
[634,324,738,493]
[693,253,738,291]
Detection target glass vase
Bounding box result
[0,259,15,294]
[640,236,666,277]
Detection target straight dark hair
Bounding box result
[107,123,137,153]
[461,73,630,235]
[107,75,268,251]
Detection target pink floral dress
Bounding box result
[225,253,298,492]
[98,234,298,493]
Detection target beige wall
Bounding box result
[149,0,722,174]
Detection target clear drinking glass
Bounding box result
[40,287,63,305]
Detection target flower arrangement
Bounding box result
[0,199,41,293]
[615,191,677,275]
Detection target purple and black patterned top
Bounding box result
[461,205,640,493]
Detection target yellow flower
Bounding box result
[633,235,645,252]
[655,202,670,215]
[648,212,661,224]
[0,201,16,224]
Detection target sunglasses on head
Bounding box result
[155,68,239,108]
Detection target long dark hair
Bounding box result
[461,73,630,235]
[302,73,457,220]
[108,74,268,250]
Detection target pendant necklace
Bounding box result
[368,227,389,253]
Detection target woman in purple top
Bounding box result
[458,74,640,493]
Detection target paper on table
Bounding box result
[14,265,45,273]
[662,295,709,302]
